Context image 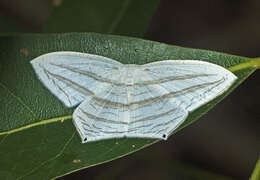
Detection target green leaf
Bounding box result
[251,157,260,180]
[0,33,259,179]
[44,0,160,36]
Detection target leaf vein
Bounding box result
[0,81,38,120]
[0,134,8,146]
[16,131,76,180]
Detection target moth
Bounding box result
[31,51,237,143]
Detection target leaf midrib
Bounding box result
[0,115,72,136]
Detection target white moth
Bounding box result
[31,51,237,143]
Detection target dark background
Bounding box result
[0,0,259,179]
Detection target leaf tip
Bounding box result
[228,58,260,72]
[253,57,260,69]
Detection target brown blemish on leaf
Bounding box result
[20,48,29,56]
[53,0,63,6]
[73,159,81,163]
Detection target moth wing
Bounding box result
[73,82,129,143]
[127,82,188,140]
[141,60,237,112]
[73,67,188,143]
[73,60,237,143]
[123,60,237,139]
[31,51,122,107]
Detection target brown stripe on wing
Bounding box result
[50,63,124,86]
[98,128,138,134]
[78,108,129,125]
[130,108,178,125]
[135,74,216,87]
[142,127,169,135]
[44,68,95,97]
[128,123,153,131]
[82,126,100,134]
[149,115,183,131]
[41,65,73,106]
[92,78,225,109]
[50,63,217,87]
